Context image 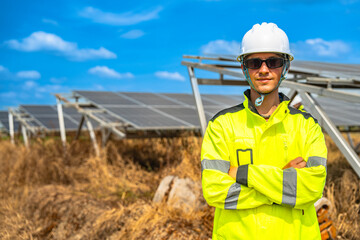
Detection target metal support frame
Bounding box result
[300,91,360,177]
[182,56,360,178]
[8,111,15,144]
[85,115,100,157]
[75,115,85,140]
[21,124,29,147]
[8,108,41,146]
[187,66,207,135]
[101,128,112,147]
[57,98,67,147]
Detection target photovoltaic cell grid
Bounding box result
[291,61,360,80]
[19,105,97,131]
[74,91,243,129]
[74,91,360,130]
[0,111,20,132]
[306,96,360,127]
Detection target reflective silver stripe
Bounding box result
[306,156,327,168]
[282,168,297,207]
[201,159,230,174]
[224,183,241,209]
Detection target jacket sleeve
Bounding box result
[201,118,273,210]
[236,121,327,209]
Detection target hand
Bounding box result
[228,166,237,180]
[282,157,306,169]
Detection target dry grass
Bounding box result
[0,134,358,239]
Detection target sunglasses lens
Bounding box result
[245,59,262,69]
[267,58,284,68]
[244,57,284,69]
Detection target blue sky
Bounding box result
[1,0,360,109]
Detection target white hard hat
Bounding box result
[238,22,294,61]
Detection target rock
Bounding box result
[153,175,206,212]
[152,175,175,203]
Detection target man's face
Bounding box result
[242,53,284,94]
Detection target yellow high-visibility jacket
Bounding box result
[201,90,327,240]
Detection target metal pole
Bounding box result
[56,98,67,147]
[85,115,100,157]
[21,124,29,148]
[8,110,15,144]
[75,115,85,140]
[187,66,207,136]
[299,91,360,177]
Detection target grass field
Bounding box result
[0,134,359,239]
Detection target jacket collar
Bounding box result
[243,89,290,123]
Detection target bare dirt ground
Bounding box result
[0,134,359,239]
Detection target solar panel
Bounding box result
[105,106,194,129]
[311,96,360,126]
[154,107,212,126]
[119,92,181,106]
[18,105,94,131]
[160,93,222,106]
[69,90,360,132]
[0,111,20,132]
[291,61,360,80]
[75,91,138,106]
[203,94,244,106]
[21,105,57,116]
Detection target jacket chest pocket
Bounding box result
[230,138,255,166]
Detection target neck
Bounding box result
[250,89,280,117]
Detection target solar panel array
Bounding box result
[18,105,96,131]
[0,111,20,132]
[75,91,360,130]
[74,91,245,130]
[2,91,359,134]
[291,61,360,80]
[308,96,360,127]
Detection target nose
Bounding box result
[259,62,270,75]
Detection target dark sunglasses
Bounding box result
[243,57,285,69]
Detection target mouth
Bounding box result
[256,78,272,82]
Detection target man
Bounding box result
[201,22,327,239]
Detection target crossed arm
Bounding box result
[201,120,327,210]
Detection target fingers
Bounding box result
[282,157,306,169]
[295,160,306,169]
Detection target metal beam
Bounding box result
[187,66,207,136]
[299,91,360,177]
[197,78,249,86]
[21,124,29,148]
[56,98,67,148]
[75,115,85,140]
[101,128,112,147]
[85,115,100,157]
[8,111,15,145]
[282,81,360,103]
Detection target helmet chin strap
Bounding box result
[242,56,290,107]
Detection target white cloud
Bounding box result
[94,84,104,90]
[120,29,145,39]
[79,6,163,26]
[0,65,7,72]
[50,77,67,84]
[0,92,16,98]
[292,38,351,58]
[5,31,117,61]
[201,40,241,55]
[88,66,134,79]
[16,70,41,79]
[155,71,185,81]
[23,80,37,90]
[42,18,58,26]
